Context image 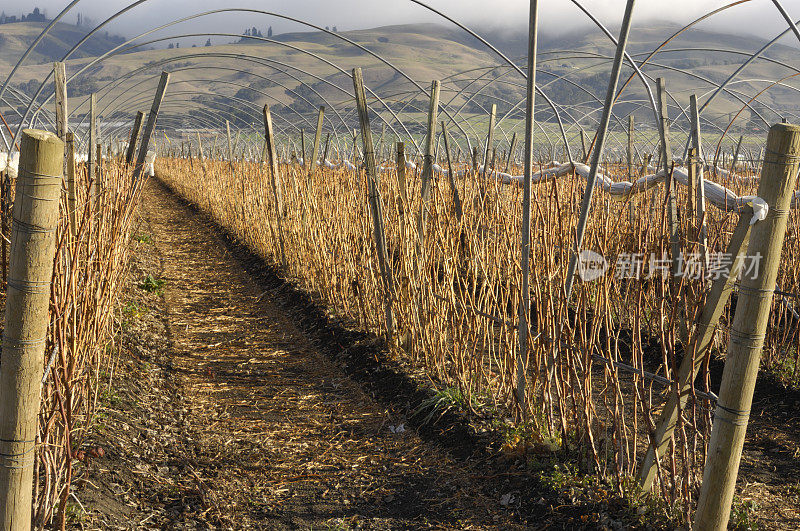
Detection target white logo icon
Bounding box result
[577,250,608,282]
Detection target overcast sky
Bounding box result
[2,0,797,47]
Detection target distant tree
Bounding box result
[205,38,212,47]
[267,26,273,37]
[192,44,196,47]
[176,42,179,48]
[325,26,329,31]
[244,28,250,36]
[76,13,81,26]
[256,29,263,38]
[332,26,337,32]
[168,43,174,49]
[252,27,258,38]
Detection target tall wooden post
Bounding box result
[226,121,233,170]
[262,105,287,268]
[639,211,752,490]
[53,62,67,141]
[627,115,635,223]
[65,133,77,240]
[656,78,680,275]
[133,72,170,183]
[515,0,539,414]
[731,134,743,172]
[441,121,462,220]
[88,93,97,183]
[418,80,440,240]
[690,94,709,270]
[482,104,497,178]
[580,128,588,162]
[396,142,409,211]
[95,143,102,197]
[352,67,394,339]
[0,130,64,531]
[300,129,306,168]
[322,132,330,163]
[505,132,517,173]
[695,123,800,529]
[309,106,324,176]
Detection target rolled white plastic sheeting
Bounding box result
[0,152,19,179]
[144,150,157,177]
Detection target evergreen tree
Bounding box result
[267,26,273,37]
[205,38,212,47]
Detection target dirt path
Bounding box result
[74,178,549,530]
[72,177,800,530]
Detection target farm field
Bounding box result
[2,2,800,529]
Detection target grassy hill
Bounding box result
[1,19,798,139]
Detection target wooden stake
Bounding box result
[133,72,169,183]
[695,122,800,529]
[627,115,635,223]
[639,211,752,490]
[226,121,233,171]
[482,104,497,178]
[0,130,64,531]
[322,132,330,163]
[656,78,680,276]
[690,94,709,270]
[396,142,408,212]
[300,129,306,168]
[309,106,324,176]
[732,134,743,171]
[352,67,394,339]
[440,121,462,220]
[65,133,77,240]
[516,0,539,414]
[580,128,588,162]
[418,80,440,241]
[262,105,287,268]
[505,132,517,173]
[88,93,97,183]
[53,62,67,141]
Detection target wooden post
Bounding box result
[418,80,440,241]
[441,121,462,220]
[0,130,64,531]
[656,78,680,275]
[352,67,394,339]
[95,142,102,197]
[516,0,539,413]
[690,94,709,270]
[322,132,330,164]
[300,129,306,168]
[133,72,170,183]
[262,105,287,268]
[639,212,753,490]
[695,123,800,529]
[53,62,67,141]
[226,121,233,170]
[88,93,97,183]
[65,133,77,240]
[309,106,324,176]
[627,115,635,223]
[580,128,588,162]
[505,132,517,173]
[482,104,497,178]
[396,142,409,211]
[731,134,743,172]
